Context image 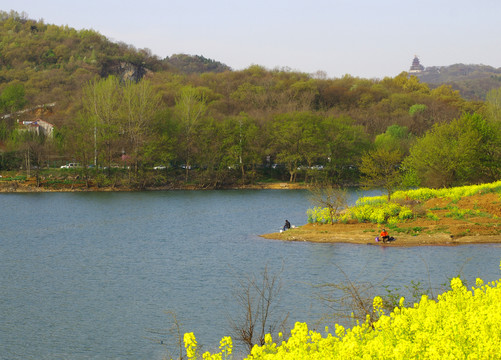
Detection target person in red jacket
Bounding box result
[380,229,390,243]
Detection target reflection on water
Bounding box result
[1,190,500,359]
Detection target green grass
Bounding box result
[0,175,27,181]
[388,225,428,235]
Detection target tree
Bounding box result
[62,113,96,187]
[374,124,413,154]
[269,112,323,183]
[228,266,289,354]
[308,185,348,224]
[191,118,228,188]
[402,114,483,188]
[0,83,27,113]
[486,87,501,122]
[81,76,122,170]
[174,86,208,181]
[220,114,262,184]
[121,79,161,174]
[9,128,50,186]
[359,147,404,201]
[459,113,501,182]
[321,116,370,184]
[142,108,177,169]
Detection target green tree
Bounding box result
[174,86,208,181]
[408,104,427,116]
[81,76,122,169]
[374,124,413,154]
[321,116,370,184]
[486,87,501,122]
[0,83,27,113]
[402,114,484,188]
[9,128,50,186]
[191,118,231,188]
[121,79,162,173]
[221,113,262,183]
[62,113,96,187]
[142,108,177,169]
[359,147,404,201]
[463,113,501,182]
[269,112,323,183]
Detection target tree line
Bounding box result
[1,73,500,191]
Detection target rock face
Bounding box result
[118,62,148,82]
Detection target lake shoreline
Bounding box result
[0,180,308,192]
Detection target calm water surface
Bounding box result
[1,190,500,359]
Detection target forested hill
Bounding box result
[1,10,501,191]
[0,11,478,132]
[0,11,230,123]
[0,11,163,121]
[416,63,501,100]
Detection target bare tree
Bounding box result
[313,265,382,327]
[146,310,188,360]
[308,185,348,224]
[313,258,447,328]
[228,265,289,354]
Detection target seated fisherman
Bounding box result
[283,220,291,231]
[380,229,390,243]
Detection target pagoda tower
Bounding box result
[409,55,424,73]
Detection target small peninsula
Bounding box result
[263,183,501,246]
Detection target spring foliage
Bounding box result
[183,262,501,360]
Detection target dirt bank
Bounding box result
[262,193,501,247]
[0,178,309,192]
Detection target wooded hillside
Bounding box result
[1,10,500,190]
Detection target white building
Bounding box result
[19,118,55,138]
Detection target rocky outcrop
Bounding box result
[118,61,149,82]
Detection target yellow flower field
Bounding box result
[183,261,501,360]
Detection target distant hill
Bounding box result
[415,63,501,100]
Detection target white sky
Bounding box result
[3,0,501,79]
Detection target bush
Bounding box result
[308,202,413,225]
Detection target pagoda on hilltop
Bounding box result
[409,55,424,74]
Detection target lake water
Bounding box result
[1,190,500,359]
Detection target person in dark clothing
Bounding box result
[283,220,291,231]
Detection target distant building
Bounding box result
[409,55,425,74]
[18,118,55,138]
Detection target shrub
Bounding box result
[308,202,413,225]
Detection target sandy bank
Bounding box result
[261,223,501,247]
